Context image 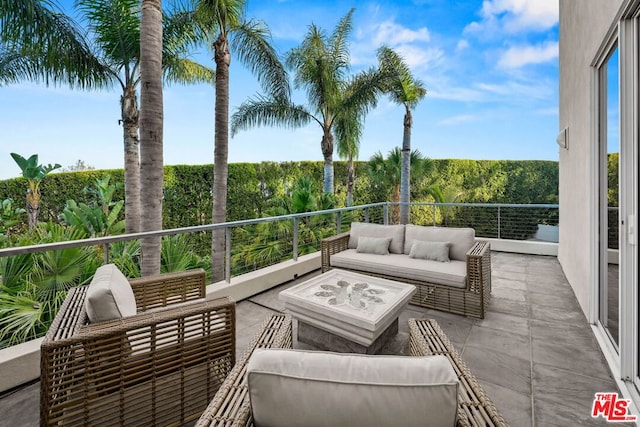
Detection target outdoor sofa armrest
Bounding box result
[465,241,491,295]
[129,268,206,311]
[321,232,351,272]
[195,314,293,427]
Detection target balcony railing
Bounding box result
[0,202,560,284]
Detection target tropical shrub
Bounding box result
[0,224,100,346]
[60,175,125,237]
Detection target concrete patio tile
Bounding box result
[494,263,527,274]
[465,325,531,361]
[480,381,531,427]
[463,344,531,395]
[0,381,39,427]
[474,311,530,336]
[492,287,528,302]
[488,296,530,318]
[492,276,528,291]
[533,364,627,426]
[493,270,528,282]
[527,289,581,310]
[530,304,588,327]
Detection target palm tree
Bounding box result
[335,94,364,206]
[0,0,110,88]
[139,0,164,276]
[2,1,213,235]
[367,147,431,223]
[77,0,214,234]
[231,8,385,196]
[191,0,288,283]
[10,153,61,230]
[426,184,464,226]
[377,46,427,224]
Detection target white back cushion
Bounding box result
[85,264,137,323]
[404,225,475,261]
[247,349,459,427]
[348,222,405,254]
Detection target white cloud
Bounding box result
[497,41,558,68]
[394,45,444,70]
[438,114,479,126]
[372,20,430,46]
[353,18,436,71]
[465,0,558,35]
[456,39,470,51]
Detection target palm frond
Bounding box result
[77,0,141,66]
[328,7,354,71]
[231,95,314,136]
[377,45,427,108]
[163,57,215,85]
[1,0,113,88]
[231,19,290,100]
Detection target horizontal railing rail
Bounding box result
[1,202,560,283]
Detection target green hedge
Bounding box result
[0,159,559,230]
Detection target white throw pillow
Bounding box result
[247,349,459,427]
[409,240,451,262]
[347,222,406,254]
[85,264,137,323]
[356,236,391,255]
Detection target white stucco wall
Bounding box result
[558,0,623,316]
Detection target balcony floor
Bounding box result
[0,252,629,426]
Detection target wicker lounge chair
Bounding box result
[41,269,236,427]
[196,315,507,427]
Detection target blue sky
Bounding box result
[0,0,560,180]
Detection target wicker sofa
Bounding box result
[321,222,492,318]
[41,268,236,427]
[195,315,507,427]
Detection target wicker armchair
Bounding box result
[321,232,492,319]
[196,315,507,427]
[41,269,236,427]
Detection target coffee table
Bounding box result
[279,269,416,354]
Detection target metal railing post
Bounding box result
[364,207,370,223]
[497,206,501,240]
[432,205,437,226]
[103,243,110,265]
[293,218,299,261]
[337,212,342,233]
[225,227,232,283]
[383,204,389,225]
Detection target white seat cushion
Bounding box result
[348,222,405,254]
[404,225,475,261]
[85,264,137,323]
[331,250,467,288]
[247,349,458,427]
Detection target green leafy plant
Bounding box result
[10,153,61,230]
[0,198,26,236]
[60,175,125,237]
[0,223,100,346]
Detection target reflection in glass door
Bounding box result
[599,47,620,348]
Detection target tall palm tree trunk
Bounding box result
[399,108,412,224]
[121,84,141,233]
[346,155,355,206]
[211,33,231,283]
[139,0,163,276]
[321,130,334,194]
